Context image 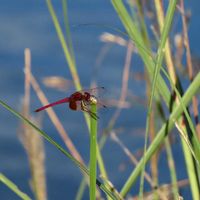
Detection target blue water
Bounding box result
[0,1,199,199]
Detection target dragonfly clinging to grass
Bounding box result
[35,87,106,120]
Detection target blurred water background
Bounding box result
[0,1,200,199]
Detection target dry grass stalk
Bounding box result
[130,179,188,200]
[19,48,47,200]
[179,0,200,139]
[110,131,168,200]
[30,73,84,164]
[108,41,133,128]
[20,118,47,200]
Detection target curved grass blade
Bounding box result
[0,100,122,200]
[90,104,97,200]
[139,0,177,196]
[45,2,109,191]
[0,173,31,200]
[120,72,200,197]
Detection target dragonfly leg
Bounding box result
[88,110,99,120]
[81,101,99,120]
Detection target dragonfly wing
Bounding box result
[83,98,106,109]
[79,86,106,98]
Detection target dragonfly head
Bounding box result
[90,95,98,105]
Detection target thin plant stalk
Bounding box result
[62,0,75,65]
[154,1,200,198]
[111,1,199,198]
[0,173,31,200]
[154,1,179,198]
[154,0,177,83]
[128,1,156,186]
[45,3,108,194]
[98,39,133,149]
[75,178,87,200]
[133,1,158,196]
[161,68,200,164]
[76,40,133,200]
[164,138,179,199]
[111,0,171,108]
[119,72,200,197]
[0,99,122,200]
[24,48,31,114]
[178,123,200,199]
[31,72,84,163]
[90,104,97,200]
[139,0,178,197]
[22,48,47,200]
[179,0,200,138]
[46,0,81,90]
[110,132,168,200]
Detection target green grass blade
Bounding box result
[111,2,200,197]
[111,0,171,107]
[164,138,179,199]
[140,0,177,197]
[0,173,32,200]
[90,104,97,200]
[181,133,200,199]
[75,178,87,200]
[0,100,88,175]
[161,68,200,165]
[46,0,81,91]
[0,99,122,200]
[46,2,109,198]
[62,0,75,65]
[120,72,200,197]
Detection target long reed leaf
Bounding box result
[0,173,32,200]
[0,100,122,200]
[120,72,200,197]
[90,104,97,200]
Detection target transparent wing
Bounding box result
[78,86,106,98]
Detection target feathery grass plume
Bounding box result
[19,117,47,200]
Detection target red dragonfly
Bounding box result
[35,87,106,120]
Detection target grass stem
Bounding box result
[90,104,97,200]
